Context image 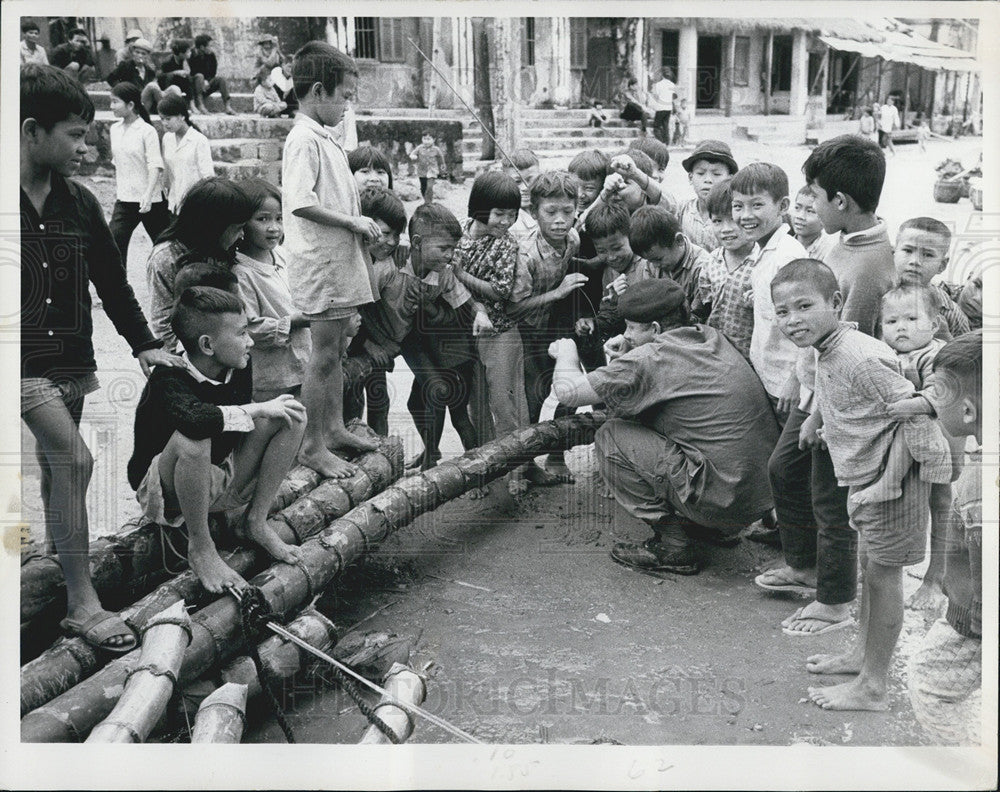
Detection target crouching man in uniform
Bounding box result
[549,278,779,576]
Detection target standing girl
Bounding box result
[108,81,170,265]
[146,176,255,350]
[452,171,532,494]
[232,178,312,401]
[158,93,214,216]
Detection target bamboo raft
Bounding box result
[20,412,605,743]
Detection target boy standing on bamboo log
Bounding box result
[20,65,184,653]
[127,286,307,594]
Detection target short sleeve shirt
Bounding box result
[453,221,521,333]
[510,227,580,328]
[110,118,164,202]
[704,247,758,359]
[281,114,374,313]
[678,197,718,251]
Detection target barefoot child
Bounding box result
[282,42,381,478]
[907,331,983,744]
[232,178,311,402]
[20,65,183,651]
[128,287,307,593]
[409,131,446,203]
[771,259,947,711]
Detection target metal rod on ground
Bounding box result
[191,683,248,743]
[267,623,478,744]
[85,601,191,743]
[358,663,426,744]
[405,36,524,180]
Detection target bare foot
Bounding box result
[507,473,529,496]
[245,517,306,565]
[328,428,378,454]
[850,478,901,507]
[598,481,615,499]
[189,544,248,594]
[525,461,572,486]
[466,485,490,500]
[806,652,863,675]
[907,580,946,612]
[299,443,357,479]
[781,600,853,633]
[807,680,888,711]
[545,453,576,483]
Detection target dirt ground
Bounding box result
[18,134,983,745]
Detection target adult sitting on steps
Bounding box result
[189,34,237,115]
[549,278,780,576]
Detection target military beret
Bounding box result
[618,278,686,323]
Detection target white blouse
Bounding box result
[109,117,164,203]
[162,127,215,213]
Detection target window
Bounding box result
[734,36,750,86]
[379,18,406,63]
[570,17,587,69]
[523,18,536,66]
[354,17,377,60]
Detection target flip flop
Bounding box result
[755,570,817,596]
[60,610,138,654]
[781,613,854,637]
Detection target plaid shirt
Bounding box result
[702,247,758,359]
[678,197,718,251]
[453,220,526,334]
[509,226,580,328]
[932,282,972,339]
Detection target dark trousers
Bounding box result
[193,73,230,103]
[768,405,857,606]
[343,359,391,436]
[652,110,672,144]
[406,359,479,463]
[520,324,558,424]
[109,199,171,263]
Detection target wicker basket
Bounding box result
[933,179,963,204]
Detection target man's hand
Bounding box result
[575,317,595,336]
[776,374,799,417]
[603,334,630,363]
[798,410,826,451]
[139,198,152,214]
[351,216,383,243]
[137,348,185,377]
[247,394,307,427]
[555,273,588,298]
[548,337,580,361]
[472,311,495,337]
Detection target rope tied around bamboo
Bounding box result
[21,413,605,743]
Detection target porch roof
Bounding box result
[819,18,979,72]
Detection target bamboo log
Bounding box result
[358,663,427,744]
[20,413,605,742]
[219,609,338,700]
[20,465,323,626]
[191,683,248,743]
[19,431,403,717]
[85,601,191,743]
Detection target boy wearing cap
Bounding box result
[550,278,778,576]
[190,34,236,115]
[679,140,738,251]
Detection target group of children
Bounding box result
[20,45,983,738]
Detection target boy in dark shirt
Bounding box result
[49,27,96,83]
[189,34,236,115]
[157,38,195,108]
[128,287,307,594]
[20,65,181,652]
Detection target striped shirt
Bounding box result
[703,246,759,359]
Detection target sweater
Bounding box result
[128,361,253,490]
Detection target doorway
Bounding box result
[696,35,722,109]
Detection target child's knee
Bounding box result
[167,431,212,462]
[67,445,94,482]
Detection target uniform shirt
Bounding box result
[233,250,311,392]
[110,117,164,203]
[127,354,254,490]
[702,245,759,359]
[509,226,580,328]
[162,127,214,213]
[748,223,808,397]
[677,197,718,251]
[281,113,374,313]
[814,323,917,487]
[453,219,525,334]
[20,40,48,65]
[20,174,161,379]
[587,323,778,525]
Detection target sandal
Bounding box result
[60,610,138,654]
[755,569,817,596]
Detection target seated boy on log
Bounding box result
[127,286,307,593]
